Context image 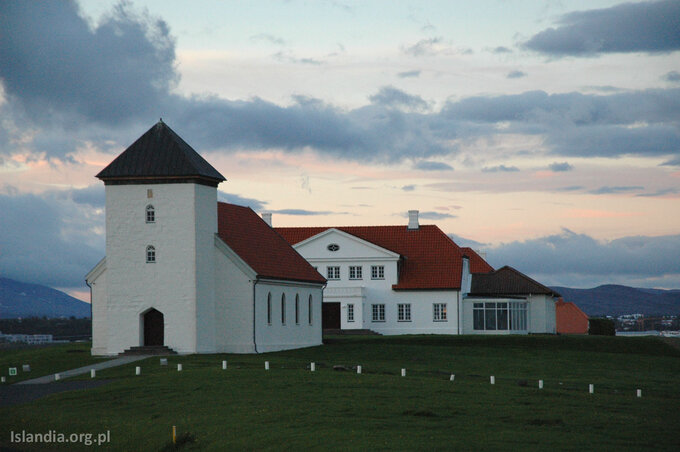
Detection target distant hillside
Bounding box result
[552,285,680,317]
[0,278,90,319]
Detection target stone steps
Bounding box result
[119,345,177,356]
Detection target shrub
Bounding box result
[588,318,615,336]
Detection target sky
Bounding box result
[1,0,679,301]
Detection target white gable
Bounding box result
[293,228,399,262]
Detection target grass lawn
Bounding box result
[1,335,679,451]
[0,342,105,383]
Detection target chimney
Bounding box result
[407,210,419,230]
[261,212,272,227]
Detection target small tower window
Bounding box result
[146,205,155,223]
[146,246,156,263]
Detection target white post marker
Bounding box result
[311,362,316,372]
[55,373,60,381]
[222,360,227,370]
[136,366,141,376]
[160,358,168,366]
[265,361,270,371]
[357,365,362,374]
[490,376,495,385]
[401,368,406,377]
[177,364,182,372]
[450,374,455,382]
[539,380,543,389]
[1,376,6,383]
[637,389,642,398]
[589,384,594,394]
[91,369,96,378]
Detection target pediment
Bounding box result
[293,228,400,260]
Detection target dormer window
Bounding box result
[146,205,155,223]
[146,246,156,263]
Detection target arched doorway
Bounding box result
[143,309,164,346]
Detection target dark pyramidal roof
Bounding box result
[470,266,560,298]
[97,120,226,186]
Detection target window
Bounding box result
[295,294,300,325]
[371,265,385,280]
[327,243,340,252]
[327,266,340,280]
[146,246,156,263]
[281,294,286,324]
[372,304,385,322]
[267,293,272,325]
[473,302,527,331]
[145,205,155,223]
[347,304,355,322]
[433,303,447,322]
[147,189,153,198]
[349,266,362,280]
[398,304,411,322]
[308,295,313,325]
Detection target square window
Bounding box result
[398,304,411,322]
[371,265,385,280]
[349,266,362,280]
[327,266,340,280]
[433,303,447,322]
[372,304,385,322]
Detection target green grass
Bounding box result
[0,342,105,383]
[2,335,680,451]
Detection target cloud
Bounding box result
[548,162,574,172]
[663,71,680,82]
[401,185,416,192]
[401,37,469,57]
[523,0,680,56]
[635,188,680,197]
[506,70,527,79]
[404,211,456,220]
[250,33,286,46]
[555,186,585,192]
[368,86,430,111]
[660,157,680,166]
[71,185,105,208]
[269,209,340,216]
[218,192,268,211]
[397,70,421,78]
[414,160,454,171]
[492,46,512,54]
[484,229,680,288]
[0,191,104,289]
[589,186,643,195]
[482,165,520,173]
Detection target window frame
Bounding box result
[267,293,272,325]
[347,303,355,322]
[295,294,300,325]
[146,245,156,263]
[473,301,527,331]
[308,295,313,325]
[145,204,155,223]
[398,303,412,322]
[281,293,286,325]
[371,265,385,280]
[433,303,447,322]
[327,266,340,280]
[349,266,363,280]
[371,304,385,322]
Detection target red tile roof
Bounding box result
[275,225,493,290]
[556,299,589,334]
[217,203,325,284]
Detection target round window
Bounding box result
[327,243,340,252]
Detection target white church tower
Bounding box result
[88,120,226,354]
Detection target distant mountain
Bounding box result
[0,277,90,319]
[551,284,680,317]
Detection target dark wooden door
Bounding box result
[322,302,341,330]
[143,309,164,346]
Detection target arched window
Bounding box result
[146,205,155,223]
[267,293,272,325]
[295,294,300,325]
[308,295,313,325]
[146,246,156,263]
[281,293,286,325]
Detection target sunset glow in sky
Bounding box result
[1,0,679,299]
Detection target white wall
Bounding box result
[254,280,323,352]
[103,183,213,355]
[214,239,256,353]
[87,259,108,355]
[194,184,217,353]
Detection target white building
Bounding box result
[86,121,325,355]
[276,212,558,335]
